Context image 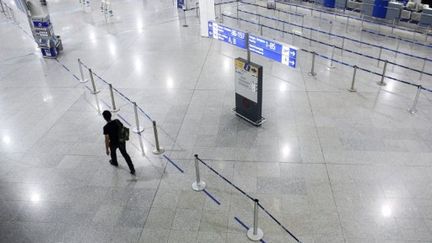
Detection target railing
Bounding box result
[212,20,430,113]
[73,58,166,155]
[230,8,432,78]
[274,0,432,38]
[0,0,16,22]
[192,154,303,243]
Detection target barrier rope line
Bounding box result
[362,29,432,49]
[225,12,432,77]
[186,0,237,11]
[237,8,432,67]
[274,0,432,37]
[241,1,304,17]
[196,157,254,201]
[257,202,301,243]
[79,60,154,121]
[196,157,302,243]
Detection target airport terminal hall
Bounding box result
[2,0,432,242]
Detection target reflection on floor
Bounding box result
[0,0,432,242]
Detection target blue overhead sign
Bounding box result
[208,22,247,49]
[249,35,297,68]
[208,21,298,68]
[177,0,185,9]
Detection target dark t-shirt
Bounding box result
[103,119,122,145]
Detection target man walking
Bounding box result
[102,110,135,175]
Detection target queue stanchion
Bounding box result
[348,65,358,92]
[0,0,4,13]
[377,60,388,86]
[152,121,165,155]
[132,102,144,133]
[408,85,422,114]
[247,199,264,241]
[236,0,239,25]
[309,30,312,46]
[341,38,345,56]
[345,16,349,33]
[78,59,88,83]
[419,58,426,80]
[328,45,336,69]
[108,84,119,112]
[281,22,285,38]
[377,47,383,67]
[88,69,100,94]
[308,51,317,77]
[182,8,188,27]
[301,16,304,34]
[328,21,333,40]
[192,154,206,191]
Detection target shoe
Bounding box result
[109,160,118,167]
[130,170,136,175]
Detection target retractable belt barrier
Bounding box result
[274,0,432,37]
[193,155,303,243]
[235,9,432,74]
[225,12,432,78]
[362,29,432,49]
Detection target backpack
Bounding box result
[116,120,129,143]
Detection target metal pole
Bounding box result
[132,102,144,133]
[377,60,388,86]
[419,58,426,80]
[348,65,358,92]
[246,33,251,63]
[345,16,349,33]
[152,120,165,154]
[391,19,395,34]
[309,29,312,46]
[328,45,335,69]
[394,37,400,61]
[282,22,285,38]
[108,84,119,112]
[341,38,345,56]
[0,0,4,14]
[78,59,88,83]
[301,16,304,34]
[309,52,317,76]
[329,21,333,40]
[236,0,239,25]
[247,199,264,241]
[408,85,422,114]
[182,9,188,27]
[192,154,206,191]
[88,69,100,94]
[377,47,383,67]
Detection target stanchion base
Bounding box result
[80,79,89,83]
[192,181,206,191]
[327,65,335,70]
[376,82,387,86]
[152,147,165,155]
[348,88,357,92]
[408,109,417,114]
[308,72,317,77]
[91,90,101,94]
[247,228,264,241]
[132,127,145,134]
[111,108,120,113]
[182,24,188,27]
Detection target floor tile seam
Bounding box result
[301,68,347,241]
[22,90,87,155]
[144,40,238,240]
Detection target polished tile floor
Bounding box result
[1,0,432,242]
